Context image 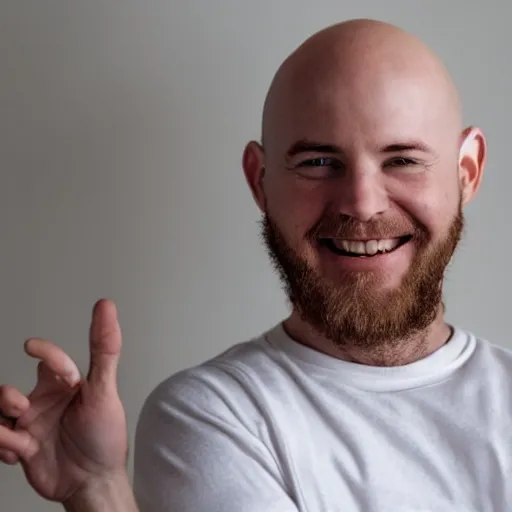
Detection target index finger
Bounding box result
[24,338,81,386]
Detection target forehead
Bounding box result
[267,67,455,156]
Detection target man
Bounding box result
[0,17,505,511]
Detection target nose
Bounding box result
[331,165,389,222]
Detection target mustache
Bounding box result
[308,214,422,241]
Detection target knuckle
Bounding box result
[1,385,15,400]
[21,433,39,460]
[0,384,11,401]
[94,326,118,340]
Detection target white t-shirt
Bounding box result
[133,324,512,511]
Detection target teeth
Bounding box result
[377,239,390,252]
[366,240,379,255]
[377,239,400,252]
[349,241,366,254]
[332,238,404,256]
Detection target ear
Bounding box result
[458,126,487,205]
[242,141,267,212]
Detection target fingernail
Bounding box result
[63,362,81,387]
[65,374,80,387]
[11,405,23,416]
[58,370,79,387]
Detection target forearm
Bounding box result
[63,471,138,512]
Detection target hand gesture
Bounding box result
[0,299,128,504]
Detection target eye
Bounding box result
[301,157,342,168]
[293,157,344,179]
[384,157,418,168]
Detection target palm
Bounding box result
[20,374,127,501]
[0,300,128,503]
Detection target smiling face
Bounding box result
[244,20,486,349]
[260,201,464,348]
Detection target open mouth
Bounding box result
[319,235,413,258]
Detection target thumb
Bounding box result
[87,298,122,390]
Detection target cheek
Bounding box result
[399,187,460,241]
[265,178,326,245]
[389,162,461,227]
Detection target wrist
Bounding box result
[63,471,138,512]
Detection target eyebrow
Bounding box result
[285,139,436,159]
[382,142,435,155]
[286,139,344,159]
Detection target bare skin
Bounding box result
[0,300,138,511]
[243,19,487,366]
[0,17,488,510]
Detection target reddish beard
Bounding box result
[260,201,464,349]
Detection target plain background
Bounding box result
[1,1,510,509]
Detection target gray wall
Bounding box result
[0,1,510,509]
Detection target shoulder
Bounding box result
[133,326,299,511]
[137,324,290,432]
[471,330,512,359]
[464,328,512,376]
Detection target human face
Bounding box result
[243,23,486,347]
[260,200,463,347]
[260,71,464,292]
[244,66,482,346]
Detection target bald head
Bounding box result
[262,19,462,152]
[243,19,486,362]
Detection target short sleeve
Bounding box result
[133,366,299,512]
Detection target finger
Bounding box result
[87,299,122,389]
[25,361,79,404]
[0,385,30,418]
[20,364,77,430]
[0,448,19,465]
[0,413,17,430]
[24,338,81,387]
[37,360,72,386]
[0,425,38,460]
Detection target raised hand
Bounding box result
[0,299,130,507]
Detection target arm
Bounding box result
[133,367,300,512]
[63,471,138,512]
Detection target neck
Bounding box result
[283,305,452,367]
